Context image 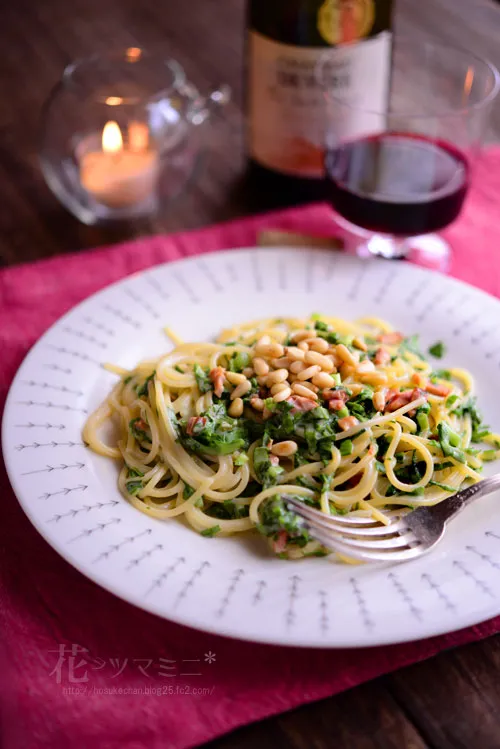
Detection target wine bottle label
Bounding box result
[248,30,391,178]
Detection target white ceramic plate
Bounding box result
[4,247,500,648]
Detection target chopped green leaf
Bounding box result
[234,452,249,466]
[135,371,155,398]
[126,466,144,478]
[228,351,251,373]
[183,483,195,499]
[193,363,212,394]
[437,422,466,463]
[429,341,446,358]
[339,439,353,456]
[429,479,456,492]
[314,320,329,331]
[125,479,143,495]
[416,411,429,433]
[253,446,284,487]
[123,375,133,385]
[431,369,452,381]
[200,525,221,537]
[257,495,310,547]
[180,402,248,456]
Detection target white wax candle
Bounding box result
[79,121,158,209]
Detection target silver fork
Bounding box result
[285,473,500,563]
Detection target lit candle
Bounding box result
[80,121,158,209]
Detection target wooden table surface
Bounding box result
[3,0,500,746]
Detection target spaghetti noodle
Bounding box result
[84,315,500,559]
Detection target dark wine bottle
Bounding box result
[246,0,394,206]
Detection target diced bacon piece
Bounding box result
[209,366,226,397]
[269,455,280,466]
[338,415,359,431]
[186,416,206,436]
[286,396,318,414]
[385,388,427,412]
[377,331,404,345]
[328,398,347,412]
[425,382,452,397]
[272,530,288,554]
[322,389,349,403]
[374,347,391,366]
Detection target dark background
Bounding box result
[3,0,500,747]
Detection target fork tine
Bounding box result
[285,497,406,538]
[308,527,425,563]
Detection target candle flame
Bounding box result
[105,96,123,106]
[102,121,123,153]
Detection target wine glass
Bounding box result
[317,36,500,270]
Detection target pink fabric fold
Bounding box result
[1,150,500,749]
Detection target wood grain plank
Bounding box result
[385,637,500,749]
[204,682,430,749]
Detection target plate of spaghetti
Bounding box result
[4,247,500,647]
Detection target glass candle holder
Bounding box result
[40,48,230,224]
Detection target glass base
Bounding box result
[333,214,451,273]
[363,233,451,272]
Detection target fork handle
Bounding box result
[432,473,500,525]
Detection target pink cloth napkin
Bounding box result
[2,150,500,749]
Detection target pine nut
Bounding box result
[359,372,388,386]
[255,335,271,349]
[257,375,268,386]
[312,372,335,389]
[256,342,284,358]
[226,371,247,385]
[353,336,368,352]
[306,337,329,353]
[250,396,265,411]
[347,383,365,395]
[290,360,307,374]
[304,350,335,372]
[298,341,309,351]
[285,346,306,361]
[271,440,298,457]
[292,383,319,400]
[373,389,388,412]
[327,348,342,367]
[273,386,292,403]
[356,359,375,374]
[270,382,290,396]
[297,364,321,381]
[242,367,254,378]
[253,357,269,376]
[266,368,288,386]
[336,343,359,367]
[231,380,252,399]
[340,363,355,380]
[288,373,298,383]
[290,329,316,343]
[228,397,244,417]
[262,407,273,420]
[299,381,319,393]
[271,357,291,369]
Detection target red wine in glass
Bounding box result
[324,132,469,236]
